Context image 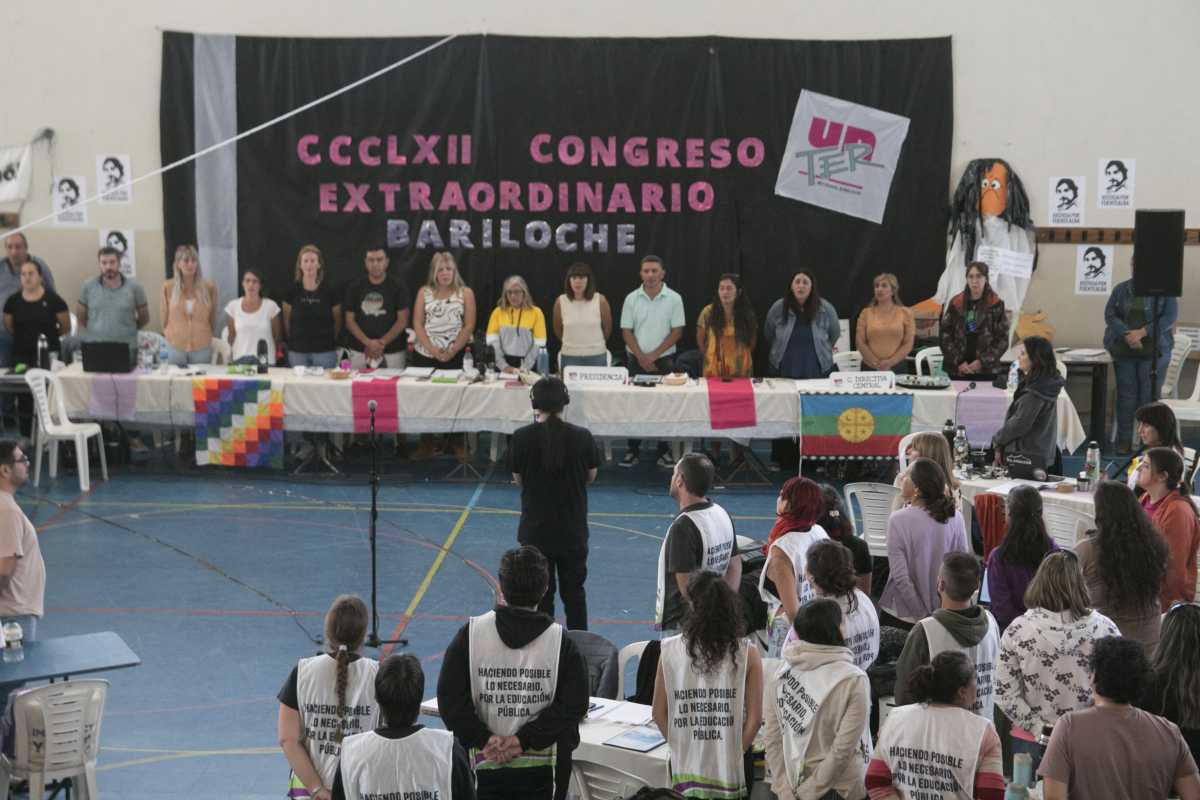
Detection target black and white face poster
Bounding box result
[52,175,87,225]
[1048,176,1085,226]
[97,154,132,204]
[1075,244,1113,295]
[1097,158,1134,208]
[99,229,136,276]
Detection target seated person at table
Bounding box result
[1122,401,1186,490]
[3,260,69,433]
[1039,636,1200,800]
[653,570,763,800]
[867,651,1005,799]
[996,552,1119,775]
[991,335,1064,469]
[1137,447,1200,608]
[764,598,872,800]
[940,260,1008,380]
[1077,480,1168,656]
[880,458,969,628]
[71,246,149,359]
[984,485,1057,632]
[856,272,914,373]
[332,654,475,800]
[486,275,546,372]
[225,268,282,365]
[437,546,588,800]
[895,552,1000,720]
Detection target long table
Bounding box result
[0,631,141,686]
[54,365,1086,456]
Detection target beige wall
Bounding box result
[3,0,1198,342]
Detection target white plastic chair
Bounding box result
[1161,333,1194,399]
[68,312,78,337]
[24,369,108,493]
[8,679,108,800]
[896,432,920,472]
[914,346,944,377]
[209,336,231,365]
[571,760,649,800]
[833,350,863,372]
[1184,447,1198,487]
[844,482,900,558]
[1164,364,1200,424]
[616,640,651,700]
[1043,504,1094,550]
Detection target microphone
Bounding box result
[368,400,377,413]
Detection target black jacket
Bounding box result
[993,373,1065,467]
[437,605,589,753]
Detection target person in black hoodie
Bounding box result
[437,546,589,800]
[992,335,1065,469]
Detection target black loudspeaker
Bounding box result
[1133,209,1185,297]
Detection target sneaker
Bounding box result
[656,453,675,468]
[618,451,639,468]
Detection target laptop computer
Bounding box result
[81,341,134,373]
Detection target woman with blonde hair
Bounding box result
[995,551,1119,772]
[283,244,342,368]
[892,431,960,511]
[412,251,475,369]
[161,244,218,365]
[278,595,380,800]
[486,274,547,373]
[855,272,914,373]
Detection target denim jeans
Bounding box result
[165,345,212,366]
[1114,353,1171,446]
[288,350,338,368]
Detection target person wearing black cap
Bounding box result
[507,377,600,630]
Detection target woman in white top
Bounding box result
[411,251,476,369]
[278,595,380,800]
[653,571,763,800]
[786,540,880,670]
[553,262,611,368]
[764,599,871,800]
[225,268,282,364]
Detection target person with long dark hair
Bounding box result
[992,335,1064,469]
[507,377,599,630]
[1142,603,1200,765]
[880,458,969,626]
[995,552,1119,774]
[1123,402,1187,490]
[278,595,379,800]
[985,485,1057,631]
[856,272,914,373]
[653,571,763,799]
[817,484,873,595]
[764,269,841,469]
[697,273,757,378]
[1137,447,1200,608]
[940,261,1009,380]
[1077,481,1169,654]
[867,651,1004,798]
[764,598,872,800]
[796,540,880,670]
[758,477,828,655]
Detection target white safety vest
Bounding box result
[874,703,991,800]
[918,611,1000,720]
[841,590,881,670]
[757,526,829,656]
[339,728,454,800]
[660,634,748,799]
[468,610,562,771]
[656,503,736,626]
[774,656,872,795]
[293,654,380,790]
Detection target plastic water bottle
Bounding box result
[462,346,474,375]
[1007,361,1020,391]
[159,342,169,369]
[942,419,956,453]
[36,334,48,370]
[1085,441,1101,482]
[3,620,24,663]
[537,348,550,376]
[1006,752,1033,798]
[954,425,969,467]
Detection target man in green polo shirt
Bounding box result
[619,254,684,468]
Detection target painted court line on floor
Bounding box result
[381,465,494,656]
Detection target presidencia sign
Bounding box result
[162,34,951,333]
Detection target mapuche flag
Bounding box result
[800,393,913,457]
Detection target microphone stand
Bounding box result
[365,401,406,649]
[1150,297,1162,402]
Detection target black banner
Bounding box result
[162,33,952,356]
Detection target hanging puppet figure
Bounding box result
[933,159,1036,338]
